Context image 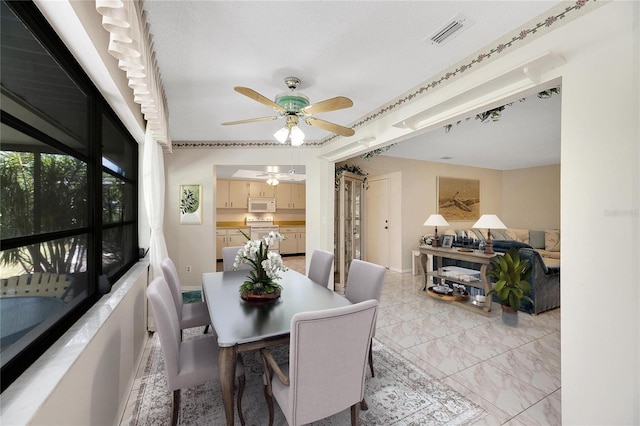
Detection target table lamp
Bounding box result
[472,214,506,254]
[423,214,449,247]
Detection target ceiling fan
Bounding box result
[255,169,300,185]
[222,76,356,145]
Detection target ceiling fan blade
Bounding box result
[300,96,353,115]
[235,87,286,114]
[221,116,280,126]
[305,117,355,137]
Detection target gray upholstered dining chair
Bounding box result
[345,259,386,377]
[161,258,211,334]
[147,276,246,426]
[222,246,251,271]
[260,299,378,426]
[307,249,334,288]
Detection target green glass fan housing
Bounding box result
[275,93,310,112]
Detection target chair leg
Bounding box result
[351,402,360,426]
[263,385,274,426]
[204,324,209,334]
[368,339,375,377]
[236,374,246,426]
[172,389,180,426]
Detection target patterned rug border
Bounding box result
[129,328,486,425]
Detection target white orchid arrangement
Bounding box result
[234,230,288,294]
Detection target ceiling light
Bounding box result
[274,115,305,146]
[266,177,279,186]
[274,127,289,144]
[290,126,305,146]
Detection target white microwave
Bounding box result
[248,197,276,213]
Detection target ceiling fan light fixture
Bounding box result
[266,177,279,186]
[274,127,289,143]
[290,126,305,146]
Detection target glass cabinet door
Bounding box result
[334,171,365,294]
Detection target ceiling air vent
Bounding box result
[427,14,473,45]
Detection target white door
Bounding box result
[366,177,389,268]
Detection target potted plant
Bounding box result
[487,247,532,326]
[233,230,287,303]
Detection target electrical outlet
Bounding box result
[186,265,192,273]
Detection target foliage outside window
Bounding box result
[0,0,138,391]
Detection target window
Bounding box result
[0,1,138,391]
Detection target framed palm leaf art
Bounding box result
[179,184,202,224]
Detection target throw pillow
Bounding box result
[468,229,486,240]
[505,228,530,244]
[529,230,546,249]
[490,229,510,240]
[545,229,561,252]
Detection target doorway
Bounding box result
[366,177,390,268]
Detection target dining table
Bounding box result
[202,268,352,425]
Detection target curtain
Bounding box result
[143,127,168,279]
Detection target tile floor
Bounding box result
[120,256,561,425]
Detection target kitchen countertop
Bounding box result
[216,221,305,228]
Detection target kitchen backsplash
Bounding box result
[216,211,306,223]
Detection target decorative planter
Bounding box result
[241,290,281,304]
[501,305,519,327]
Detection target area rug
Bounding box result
[129,327,485,425]
[181,290,203,305]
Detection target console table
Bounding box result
[419,246,496,314]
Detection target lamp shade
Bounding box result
[290,126,305,146]
[423,214,449,227]
[472,214,506,230]
[273,127,289,143]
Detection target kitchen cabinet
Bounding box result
[216,228,250,259]
[217,180,249,209]
[276,183,306,209]
[249,181,276,197]
[279,226,305,255]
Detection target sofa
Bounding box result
[443,227,561,269]
[489,240,560,314]
[433,233,561,315]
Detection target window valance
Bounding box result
[96,0,170,148]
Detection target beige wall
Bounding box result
[502,165,560,230]
[339,156,505,271]
[163,147,328,287]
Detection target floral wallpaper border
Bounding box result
[173,0,599,150]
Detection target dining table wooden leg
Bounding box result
[219,346,238,425]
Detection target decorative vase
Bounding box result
[241,288,281,304]
[501,305,519,327]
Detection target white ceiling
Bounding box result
[143,1,563,173]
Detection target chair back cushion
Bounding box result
[222,246,250,271]
[160,258,184,321]
[147,277,181,390]
[286,299,378,425]
[345,259,386,304]
[307,249,334,287]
